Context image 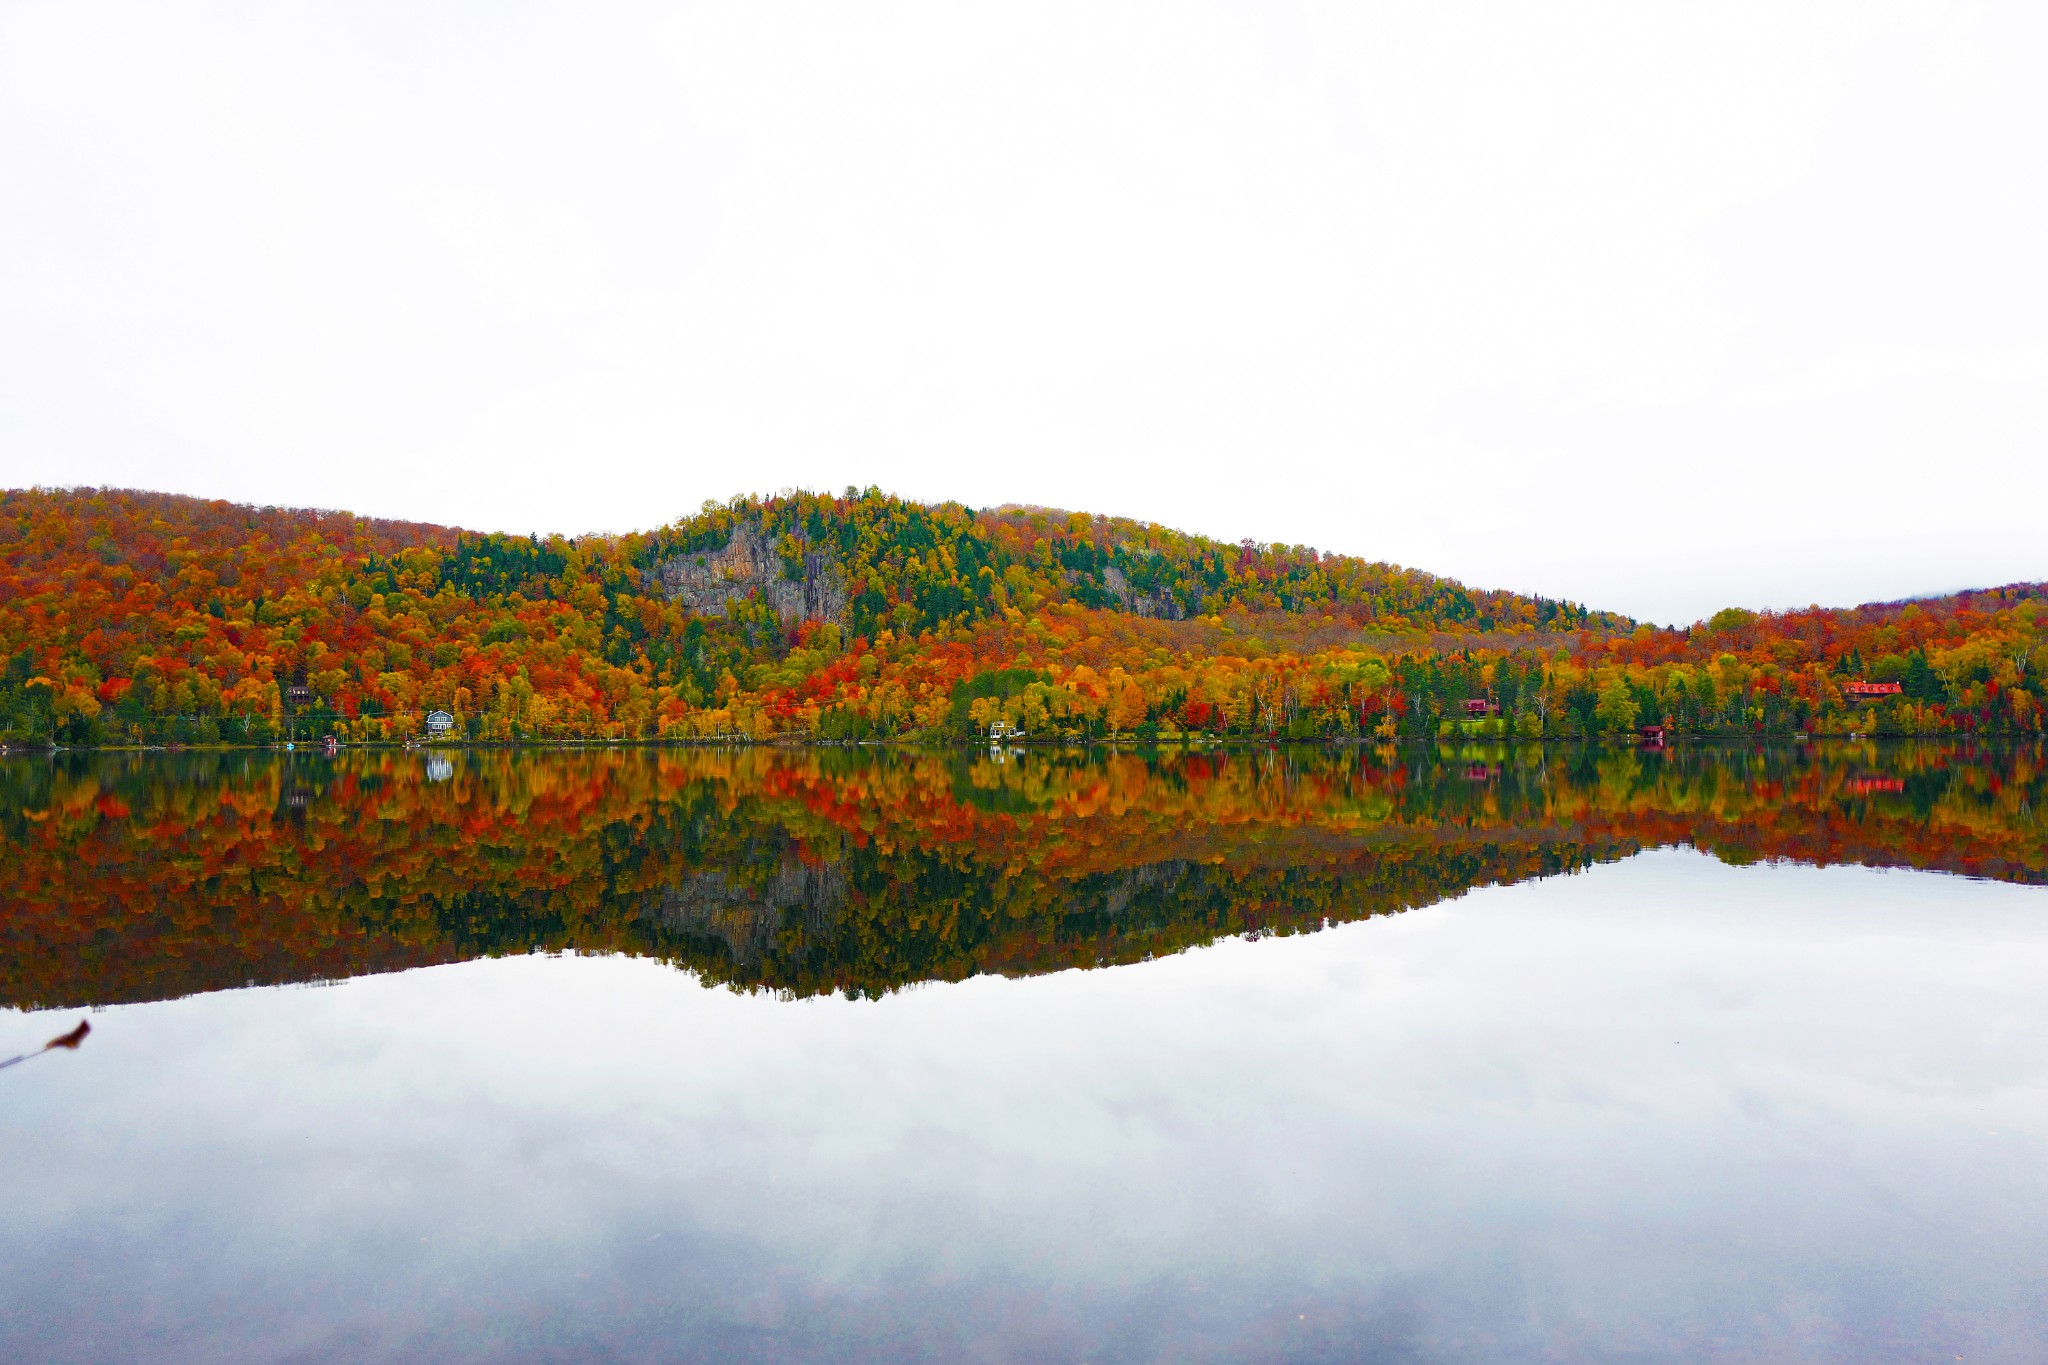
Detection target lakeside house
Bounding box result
[425,710,455,736]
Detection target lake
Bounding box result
[2,743,2044,1362]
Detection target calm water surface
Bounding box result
[2,744,2044,1362]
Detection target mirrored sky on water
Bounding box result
[5,846,2046,1364]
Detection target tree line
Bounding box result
[1,486,2042,747]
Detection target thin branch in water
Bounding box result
[0,1019,90,1072]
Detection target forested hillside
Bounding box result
[0,486,2042,745]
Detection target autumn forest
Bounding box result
[3,486,2044,748]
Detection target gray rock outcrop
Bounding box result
[648,524,848,625]
[651,861,849,965]
[1102,565,1187,620]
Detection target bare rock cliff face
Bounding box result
[1101,565,1187,620]
[649,524,848,624]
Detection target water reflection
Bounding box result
[6,856,2046,1363]
[2,741,2042,1009]
[6,746,2048,1362]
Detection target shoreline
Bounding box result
[2,732,2031,757]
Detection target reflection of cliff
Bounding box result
[0,742,2041,1010]
[655,863,849,966]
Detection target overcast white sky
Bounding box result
[2,2,2042,624]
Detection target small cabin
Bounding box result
[1463,698,1499,717]
[285,685,313,708]
[988,721,1018,741]
[424,710,455,736]
[1846,680,1904,699]
[1638,724,1667,747]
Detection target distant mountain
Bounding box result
[631,490,1621,637]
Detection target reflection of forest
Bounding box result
[3,743,2042,1010]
